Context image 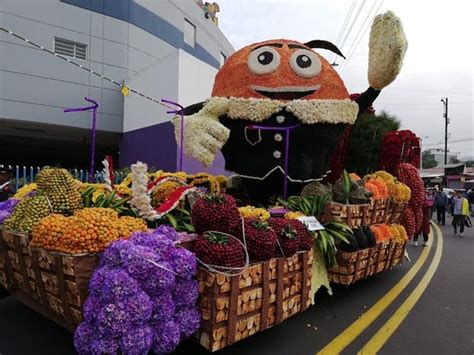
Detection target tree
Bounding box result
[449,156,461,164]
[464,160,474,167]
[422,150,438,169]
[345,111,400,176]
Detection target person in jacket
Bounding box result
[468,188,474,217]
[452,190,469,237]
[434,187,448,225]
[425,189,435,219]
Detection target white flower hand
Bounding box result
[368,11,408,89]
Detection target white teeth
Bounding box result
[251,85,320,93]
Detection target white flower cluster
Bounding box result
[130,162,159,221]
[285,99,359,124]
[227,97,283,122]
[172,97,230,167]
[101,159,113,192]
[368,11,408,89]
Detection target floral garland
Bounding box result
[239,205,270,220]
[101,158,113,192]
[74,227,200,354]
[13,183,37,199]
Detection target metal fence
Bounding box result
[0,165,125,191]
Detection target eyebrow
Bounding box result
[250,43,284,51]
[288,44,309,50]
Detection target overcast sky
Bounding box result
[216,0,474,159]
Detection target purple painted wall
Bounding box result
[120,121,230,175]
[119,121,177,171]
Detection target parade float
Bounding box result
[0,10,420,354]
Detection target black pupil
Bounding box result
[297,54,312,68]
[258,51,273,65]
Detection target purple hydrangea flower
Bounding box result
[175,307,201,338]
[83,295,102,323]
[0,198,19,224]
[91,337,119,354]
[101,269,141,302]
[154,225,179,242]
[88,265,116,298]
[174,279,199,308]
[130,231,175,259]
[74,322,95,354]
[126,290,153,323]
[169,247,197,279]
[150,292,175,324]
[119,325,154,355]
[100,239,135,267]
[97,302,133,336]
[152,320,181,354]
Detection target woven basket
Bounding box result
[322,201,371,228]
[0,229,99,331]
[196,250,313,352]
[328,240,407,285]
[386,200,408,224]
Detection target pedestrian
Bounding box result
[412,200,430,247]
[468,188,474,217]
[452,190,469,237]
[425,189,435,219]
[434,187,448,225]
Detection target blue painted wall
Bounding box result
[61,0,220,69]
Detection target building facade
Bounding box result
[427,148,460,167]
[0,0,234,172]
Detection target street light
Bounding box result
[441,98,449,166]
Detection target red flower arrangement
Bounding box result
[378,130,421,174]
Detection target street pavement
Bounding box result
[0,216,473,354]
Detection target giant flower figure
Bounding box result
[174,11,407,202]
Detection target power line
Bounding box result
[331,0,357,64]
[377,101,474,106]
[342,0,384,71]
[347,82,474,96]
[424,138,474,147]
[342,0,380,69]
[335,0,367,65]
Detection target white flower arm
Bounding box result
[172,97,230,167]
[368,11,408,90]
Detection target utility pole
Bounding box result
[441,98,449,166]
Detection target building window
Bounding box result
[184,19,196,48]
[54,37,87,60]
[220,52,227,67]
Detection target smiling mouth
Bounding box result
[251,85,320,100]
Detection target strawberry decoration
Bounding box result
[191,193,242,236]
[268,218,300,257]
[194,231,245,268]
[400,206,416,237]
[396,163,425,234]
[244,218,277,262]
[287,219,313,251]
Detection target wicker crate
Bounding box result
[0,229,99,331]
[328,240,406,285]
[386,201,407,224]
[196,251,313,352]
[322,201,371,228]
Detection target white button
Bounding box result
[276,115,285,124]
[274,133,283,142]
[273,150,282,159]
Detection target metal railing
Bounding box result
[0,165,125,192]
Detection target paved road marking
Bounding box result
[316,230,433,355]
[357,224,443,354]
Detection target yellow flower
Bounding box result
[13,183,37,199]
[239,206,270,221]
[285,211,305,219]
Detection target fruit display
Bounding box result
[373,170,411,202]
[191,193,241,236]
[268,218,301,256]
[30,208,147,254]
[75,229,199,354]
[13,183,37,199]
[3,193,52,233]
[36,168,83,215]
[0,198,19,225]
[194,231,246,269]
[243,219,277,261]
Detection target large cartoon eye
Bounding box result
[247,46,281,75]
[289,49,321,78]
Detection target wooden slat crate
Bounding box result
[368,198,392,224]
[196,250,313,352]
[322,201,371,228]
[0,229,99,331]
[386,201,408,224]
[328,240,407,285]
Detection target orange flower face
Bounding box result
[212,39,349,101]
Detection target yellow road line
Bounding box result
[357,224,444,354]
[317,229,433,355]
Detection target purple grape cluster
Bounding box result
[74,228,200,354]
